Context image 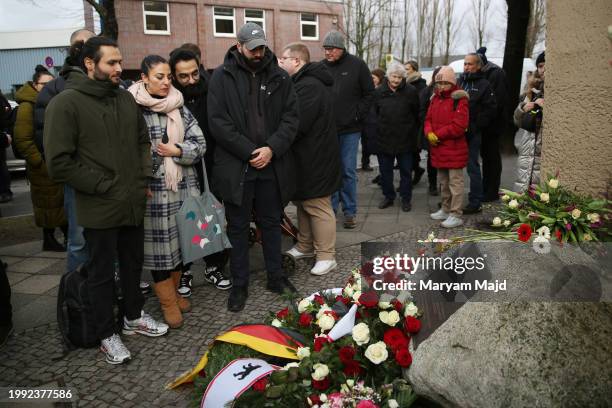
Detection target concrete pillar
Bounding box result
[541,0,612,197]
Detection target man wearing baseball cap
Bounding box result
[207,23,299,312]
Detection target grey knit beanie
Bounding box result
[323,31,346,50]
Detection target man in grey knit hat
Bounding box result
[321,30,374,229]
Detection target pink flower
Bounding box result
[356,400,379,408]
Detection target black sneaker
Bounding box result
[228,286,248,312]
[412,167,425,185]
[378,197,394,209]
[371,175,381,184]
[463,205,482,214]
[204,266,233,290]
[401,200,412,212]
[178,271,193,297]
[266,277,297,295]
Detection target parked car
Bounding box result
[5,100,26,173]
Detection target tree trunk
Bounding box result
[84,0,118,40]
[502,0,530,150]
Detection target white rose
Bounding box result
[364,341,388,365]
[388,400,399,408]
[503,220,511,227]
[298,298,312,313]
[583,233,592,241]
[501,194,510,202]
[508,199,519,209]
[352,290,362,303]
[316,305,332,319]
[540,192,550,203]
[548,178,559,189]
[404,302,419,317]
[571,208,582,219]
[378,301,392,309]
[283,362,300,370]
[587,213,600,223]
[296,347,310,360]
[537,226,551,239]
[343,284,354,298]
[317,314,336,331]
[379,310,400,326]
[492,217,502,226]
[352,322,370,345]
[271,319,282,328]
[311,363,329,381]
[320,393,327,402]
[346,379,354,388]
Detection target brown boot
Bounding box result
[171,271,192,313]
[153,279,183,328]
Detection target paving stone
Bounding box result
[6,272,31,286]
[8,258,62,274]
[11,273,61,295]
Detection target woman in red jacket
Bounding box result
[424,66,470,228]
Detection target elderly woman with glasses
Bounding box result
[373,62,420,212]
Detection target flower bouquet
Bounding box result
[491,175,610,243]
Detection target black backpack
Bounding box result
[56,265,98,351]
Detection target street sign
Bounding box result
[45,56,54,68]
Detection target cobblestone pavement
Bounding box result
[0,158,511,407]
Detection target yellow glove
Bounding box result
[427,132,439,146]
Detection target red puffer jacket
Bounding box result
[424,86,470,169]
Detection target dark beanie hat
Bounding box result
[476,47,488,65]
[536,51,545,65]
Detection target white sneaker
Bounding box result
[100,334,131,365]
[310,260,338,276]
[122,311,169,337]
[430,209,449,220]
[286,246,315,260]
[441,215,464,228]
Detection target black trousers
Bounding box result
[225,177,283,288]
[0,147,11,195]
[481,130,502,200]
[83,225,145,340]
[360,134,371,167]
[0,259,11,326]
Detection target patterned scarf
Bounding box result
[129,81,185,192]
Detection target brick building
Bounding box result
[86,0,344,75]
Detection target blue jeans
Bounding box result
[378,152,413,202]
[64,185,88,273]
[467,131,483,208]
[332,132,360,217]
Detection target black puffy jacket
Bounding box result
[457,71,497,134]
[34,72,68,154]
[323,52,375,135]
[207,46,298,206]
[481,61,509,130]
[291,62,342,200]
[374,80,420,155]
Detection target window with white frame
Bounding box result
[143,1,170,35]
[214,7,235,37]
[300,13,318,40]
[244,9,265,32]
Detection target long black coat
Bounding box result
[457,71,497,134]
[481,61,509,131]
[291,62,341,201]
[34,75,66,154]
[374,80,420,155]
[207,46,298,206]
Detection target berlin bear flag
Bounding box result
[176,161,231,264]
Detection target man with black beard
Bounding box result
[168,48,232,295]
[208,23,299,312]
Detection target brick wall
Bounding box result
[115,0,343,70]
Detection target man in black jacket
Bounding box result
[207,23,299,312]
[457,53,497,214]
[322,31,375,229]
[476,47,509,202]
[405,60,428,187]
[169,48,231,295]
[279,42,342,277]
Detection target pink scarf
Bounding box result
[129,81,185,192]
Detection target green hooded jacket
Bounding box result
[44,68,152,229]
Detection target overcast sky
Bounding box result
[0,0,515,57]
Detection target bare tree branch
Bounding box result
[471,0,492,49]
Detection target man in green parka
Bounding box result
[44,36,168,365]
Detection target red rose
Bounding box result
[394,348,412,368]
[308,394,322,405]
[335,295,351,306]
[252,376,268,392]
[342,360,363,376]
[323,310,338,320]
[338,346,356,364]
[361,262,374,277]
[358,291,378,308]
[312,378,330,391]
[313,294,325,305]
[404,316,421,334]
[276,307,289,319]
[391,299,403,312]
[555,229,563,242]
[383,328,408,351]
[298,312,313,327]
[314,336,331,352]
[517,223,532,242]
